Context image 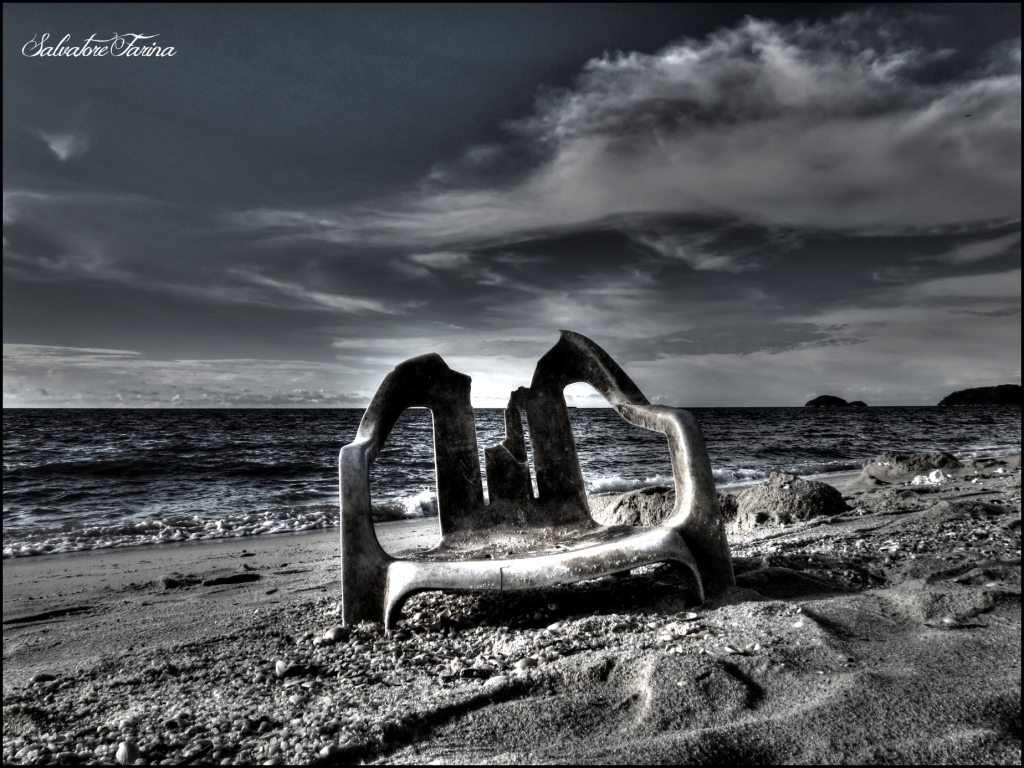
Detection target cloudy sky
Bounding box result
[3,4,1020,408]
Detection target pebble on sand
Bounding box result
[115,741,140,765]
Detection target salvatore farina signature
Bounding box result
[22,33,176,57]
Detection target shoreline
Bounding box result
[7,457,1011,563]
[3,457,1020,764]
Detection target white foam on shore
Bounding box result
[371,488,438,522]
[5,449,1017,558]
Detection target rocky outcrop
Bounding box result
[805,395,867,407]
[938,384,1021,406]
[730,472,848,530]
[857,451,963,485]
[588,486,738,527]
[588,486,675,526]
[591,474,851,532]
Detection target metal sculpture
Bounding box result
[339,331,734,627]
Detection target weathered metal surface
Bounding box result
[339,330,735,628]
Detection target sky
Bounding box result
[3,3,1020,408]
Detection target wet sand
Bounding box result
[3,460,1020,764]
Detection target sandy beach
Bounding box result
[3,458,1020,765]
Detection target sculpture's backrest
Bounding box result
[480,331,652,532]
[353,331,667,537]
[354,352,485,535]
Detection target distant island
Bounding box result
[805,395,867,407]
[938,384,1021,406]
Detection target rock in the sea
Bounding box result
[805,395,863,407]
[859,451,963,485]
[731,472,847,530]
[588,487,737,526]
[938,384,1021,406]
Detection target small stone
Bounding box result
[514,657,538,670]
[31,673,57,684]
[115,741,140,765]
[546,621,563,631]
[323,626,346,644]
[275,660,289,678]
[483,675,508,688]
[319,744,340,758]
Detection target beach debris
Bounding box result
[115,740,140,765]
[339,330,734,628]
[859,451,963,485]
[721,642,761,656]
[911,470,951,486]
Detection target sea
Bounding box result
[3,406,1020,558]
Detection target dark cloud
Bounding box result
[618,324,866,360]
[950,307,1021,318]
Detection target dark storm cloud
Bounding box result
[3,5,1020,406]
[233,11,1020,245]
